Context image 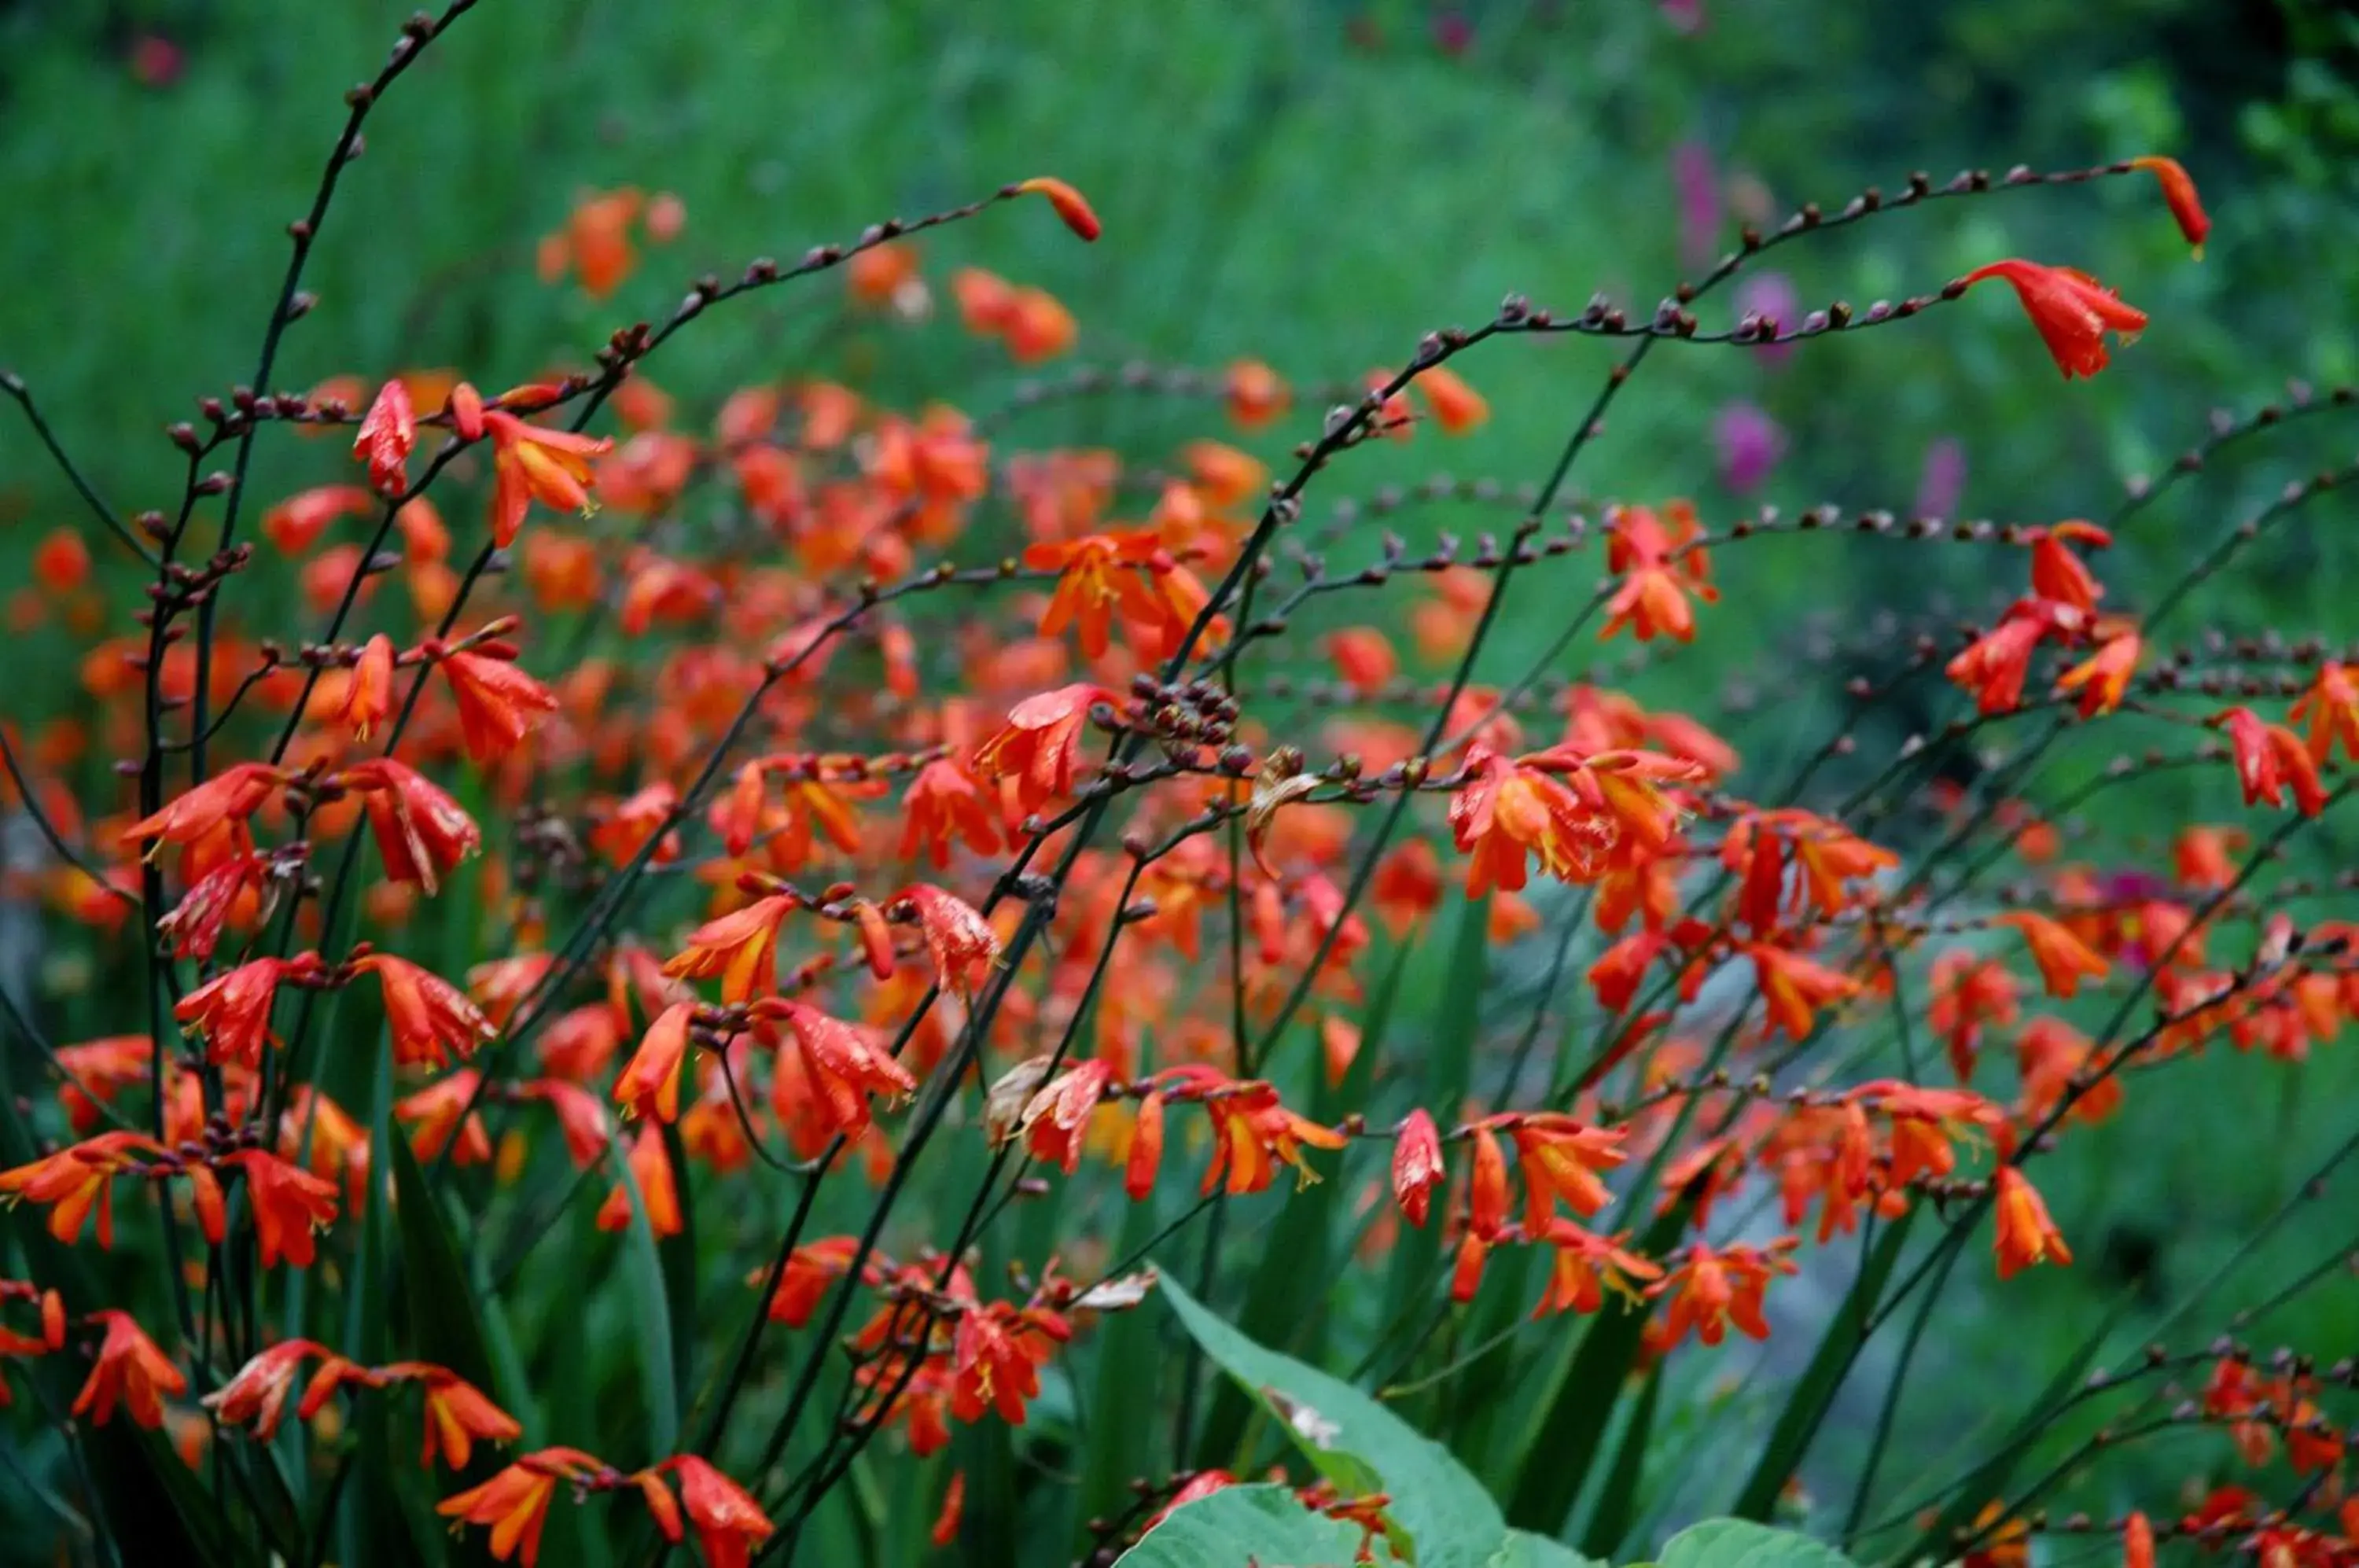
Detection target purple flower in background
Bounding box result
[1673,141,1719,272]
[1660,0,1706,32]
[1916,436,1966,520]
[1431,9,1474,56]
[1714,402,1785,493]
[1735,271,1799,368]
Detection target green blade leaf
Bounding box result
[1160,1271,1503,1568]
[1579,1363,1662,1559]
[1502,1192,1696,1536]
[1113,1483,1367,1568]
[1731,1208,1919,1520]
[601,1121,682,1457]
[1503,1529,1614,1568]
[386,1127,499,1398]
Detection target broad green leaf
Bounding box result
[1077,1196,1167,1553]
[1160,1272,1503,1568]
[601,1121,681,1456]
[1113,1484,1368,1568]
[1732,1209,1918,1520]
[1657,1518,1857,1568]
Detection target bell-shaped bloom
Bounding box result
[337,758,481,896]
[1599,502,1717,644]
[1015,1059,1113,1176]
[1747,941,1862,1040]
[761,999,917,1141]
[217,1149,340,1268]
[2289,661,2359,764]
[176,955,317,1069]
[1161,1066,1345,1195]
[668,1453,777,1568]
[1532,1220,1663,1317]
[949,1301,1070,1427]
[1960,259,2147,380]
[2212,706,2328,816]
[595,1125,683,1237]
[119,763,285,857]
[439,648,560,766]
[156,850,268,963]
[756,1236,864,1327]
[1646,1240,1798,1346]
[972,684,1113,818]
[664,894,796,1005]
[899,758,1002,869]
[1945,599,2074,716]
[354,952,497,1068]
[0,1131,162,1247]
[2129,155,2209,255]
[1446,748,1612,897]
[340,633,397,742]
[2055,630,2140,717]
[892,885,1000,999]
[203,1338,329,1438]
[613,1002,697,1123]
[1015,175,1101,241]
[2026,520,2112,611]
[375,1361,522,1470]
[71,1309,186,1428]
[1415,365,1489,435]
[1993,911,2111,999]
[484,410,614,549]
[354,378,416,495]
[1991,1166,2073,1278]
[1124,1091,1165,1200]
[436,1446,610,1566]
[1391,1108,1445,1228]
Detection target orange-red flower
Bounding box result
[398,1072,492,1167]
[484,410,614,549]
[2124,1512,2155,1568]
[664,893,797,1004]
[613,1002,697,1122]
[950,1300,1070,1426]
[2213,705,2328,816]
[1446,747,1616,896]
[1501,1113,1630,1228]
[2055,629,2140,717]
[1224,359,1290,429]
[353,951,498,1068]
[1415,365,1489,434]
[595,1124,683,1237]
[436,1446,608,1566]
[1016,1059,1113,1176]
[203,1338,329,1438]
[218,1149,340,1268]
[340,632,396,741]
[337,757,482,896]
[1991,1165,2072,1278]
[1746,941,1862,1039]
[900,757,1002,869]
[376,1361,522,1470]
[1160,1066,1346,1195]
[437,646,560,765]
[755,1236,865,1327]
[1928,950,2020,1081]
[1391,1108,1444,1228]
[1647,1241,1797,1347]
[264,484,376,554]
[1125,1090,1165,1199]
[118,762,285,856]
[1600,502,1717,643]
[354,377,416,495]
[760,999,917,1140]
[893,884,1000,999]
[972,684,1113,817]
[0,1131,161,1247]
[175,954,318,1068]
[667,1453,777,1568]
[1961,259,2147,379]
[2289,661,2359,764]
[72,1309,186,1428]
[1946,598,2081,715]
[2129,155,2209,254]
[1016,175,1102,241]
[1532,1220,1663,1317]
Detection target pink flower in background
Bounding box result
[130,35,185,89]
[1432,10,1474,55]
[1660,0,1706,32]
[1673,142,1719,271]
[1714,403,1785,493]
[1916,437,1966,520]
[1735,271,1800,367]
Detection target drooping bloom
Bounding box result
[483,409,615,549]
[972,684,1113,817]
[1015,176,1102,241]
[1415,365,1489,435]
[175,955,316,1068]
[354,377,417,495]
[1391,1108,1445,1228]
[1994,911,2111,999]
[2212,705,2328,816]
[1016,1059,1113,1176]
[613,1003,697,1123]
[663,894,797,1005]
[0,1131,161,1246]
[1445,747,1617,896]
[1532,1220,1663,1317]
[899,757,1002,869]
[1162,1066,1346,1195]
[2129,155,2209,254]
[2055,629,2140,717]
[1503,1113,1631,1228]
[1024,529,1191,658]
[438,646,561,766]
[217,1149,340,1268]
[950,1301,1071,1427]
[375,1361,522,1470]
[353,951,498,1068]
[1945,599,2073,716]
[893,884,1000,999]
[337,757,482,896]
[72,1309,186,1428]
[594,1124,683,1238]
[1960,259,2147,380]
[436,1447,609,1566]
[1991,1165,2073,1278]
[340,633,397,741]
[668,1454,777,1568]
[761,999,918,1140]
[1224,359,1290,429]
[202,1338,329,1439]
[756,1236,866,1327]
[1746,941,1862,1039]
[1647,1241,1798,1347]
[118,763,285,856]
[2289,661,2359,764]
[1599,501,1717,643]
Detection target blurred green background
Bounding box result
[5,0,2359,1548]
